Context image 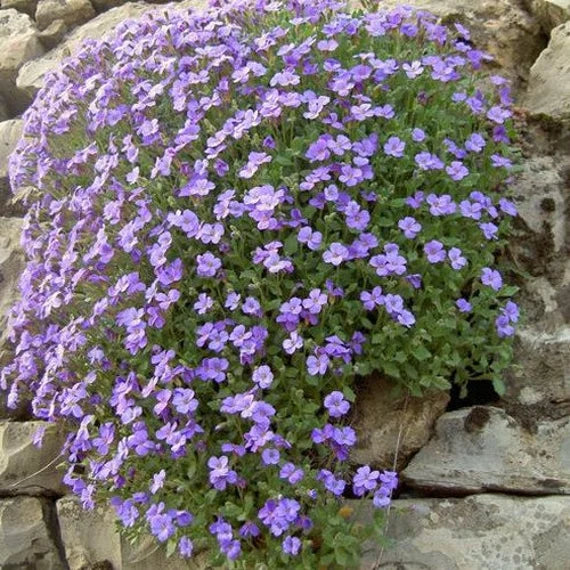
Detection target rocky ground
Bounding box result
[0,0,569,568]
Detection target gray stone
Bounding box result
[56,496,121,570]
[506,326,570,406]
[17,2,153,96]
[35,0,96,30]
[0,119,23,210]
[524,22,570,121]
[402,406,570,494]
[0,420,67,495]
[360,494,570,570]
[0,496,65,569]
[0,9,44,116]
[38,19,69,50]
[0,94,9,122]
[529,0,570,32]
[351,375,450,470]
[0,0,38,16]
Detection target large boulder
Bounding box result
[0,497,65,569]
[351,376,450,470]
[524,22,570,121]
[0,0,38,16]
[402,406,570,494]
[35,0,96,31]
[0,421,67,495]
[17,1,153,96]
[0,9,44,116]
[360,494,570,570]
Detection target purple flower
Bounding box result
[446,161,469,181]
[424,240,446,263]
[411,128,426,142]
[282,535,301,556]
[465,133,486,153]
[384,136,406,158]
[398,216,421,239]
[481,267,503,291]
[252,365,274,389]
[261,448,280,465]
[307,353,330,376]
[324,391,350,418]
[415,152,444,170]
[179,536,193,558]
[196,253,221,277]
[448,247,467,270]
[323,243,349,266]
[456,298,472,313]
[303,289,327,314]
[360,286,384,310]
[352,466,379,496]
[298,226,322,250]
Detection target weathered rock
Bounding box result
[35,0,96,30]
[0,421,67,495]
[17,2,153,96]
[371,0,546,84]
[351,376,450,470]
[0,94,9,122]
[57,496,209,570]
[360,494,570,570]
[38,19,69,50]
[506,326,570,406]
[57,497,121,570]
[0,497,65,569]
[402,406,570,494]
[0,119,23,210]
[0,0,38,16]
[89,0,126,11]
[0,9,44,116]
[528,0,570,32]
[524,22,570,121]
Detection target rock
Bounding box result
[56,497,121,570]
[17,2,153,96]
[371,0,546,84]
[360,494,570,570]
[35,0,96,31]
[0,94,9,122]
[38,19,69,50]
[0,496,65,569]
[0,420,67,495]
[351,376,450,470]
[0,9,44,116]
[524,22,570,121]
[402,406,570,494]
[529,0,570,32]
[57,496,209,570]
[0,119,23,209]
[89,0,126,11]
[0,0,38,17]
[506,326,570,406]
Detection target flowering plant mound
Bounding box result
[1,0,519,567]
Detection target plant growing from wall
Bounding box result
[1,0,519,567]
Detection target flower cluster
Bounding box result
[1,0,518,566]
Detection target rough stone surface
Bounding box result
[369,0,546,84]
[506,326,570,406]
[35,0,96,30]
[0,9,44,115]
[360,494,570,570]
[529,0,570,31]
[352,376,450,470]
[38,18,69,49]
[524,22,570,121]
[17,2,153,95]
[0,0,38,16]
[0,94,9,122]
[0,497,65,569]
[0,119,23,210]
[402,406,570,494]
[0,421,67,495]
[57,497,121,570]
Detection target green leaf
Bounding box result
[412,345,431,361]
[284,232,298,255]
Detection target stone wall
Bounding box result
[0,0,569,568]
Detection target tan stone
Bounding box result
[351,376,450,470]
[0,497,65,569]
[0,119,23,208]
[35,0,96,30]
[0,420,67,495]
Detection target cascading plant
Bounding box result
[1,0,520,567]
